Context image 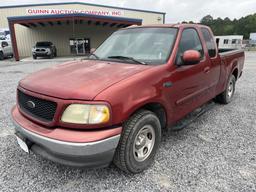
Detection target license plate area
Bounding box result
[15,134,30,153]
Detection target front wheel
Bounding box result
[216,75,236,104]
[113,110,161,173]
[49,53,54,59]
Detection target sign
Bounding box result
[26,8,124,17]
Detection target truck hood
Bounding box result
[19,60,149,100]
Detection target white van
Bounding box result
[0,40,13,60]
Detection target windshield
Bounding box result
[93,27,178,65]
[36,42,52,47]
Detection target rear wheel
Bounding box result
[113,110,161,173]
[216,75,236,104]
[0,52,4,60]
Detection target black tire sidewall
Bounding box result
[0,52,4,60]
[125,113,161,173]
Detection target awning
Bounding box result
[8,13,142,61]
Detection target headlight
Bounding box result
[61,104,110,124]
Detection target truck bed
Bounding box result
[218,48,243,55]
[218,48,245,90]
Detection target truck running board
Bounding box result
[171,101,215,131]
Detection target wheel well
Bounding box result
[136,103,167,129]
[232,68,239,80]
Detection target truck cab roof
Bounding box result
[126,23,211,29]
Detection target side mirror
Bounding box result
[182,50,201,65]
[90,48,96,54]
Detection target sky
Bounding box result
[1,0,256,23]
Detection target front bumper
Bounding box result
[33,52,51,56]
[11,106,121,167]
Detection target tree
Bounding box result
[198,13,256,39]
[200,15,214,24]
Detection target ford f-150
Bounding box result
[11,24,244,173]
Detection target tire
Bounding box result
[216,75,236,104]
[113,110,161,173]
[54,51,57,57]
[0,52,4,60]
[49,52,54,59]
[33,55,37,60]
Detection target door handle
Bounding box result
[204,66,210,73]
[163,81,173,88]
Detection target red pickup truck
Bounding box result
[12,24,244,173]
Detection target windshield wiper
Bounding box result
[84,53,99,60]
[90,53,100,59]
[107,56,147,65]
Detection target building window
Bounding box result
[232,39,237,44]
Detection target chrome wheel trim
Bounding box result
[227,80,234,98]
[133,125,155,162]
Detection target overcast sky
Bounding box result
[2,0,256,23]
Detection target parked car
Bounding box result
[0,40,13,60]
[32,41,57,59]
[12,24,244,173]
[0,28,10,40]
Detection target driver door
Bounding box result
[168,28,212,122]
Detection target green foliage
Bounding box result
[200,13,256,39]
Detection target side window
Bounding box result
[232,39,237,44]
[224,39,229,44]
[176,28,204,65]
[201,28,217,58]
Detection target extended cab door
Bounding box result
[200,27,221,97]
[169,27,213,122]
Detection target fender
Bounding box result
[225,60,238,87]
[123,98,170,125]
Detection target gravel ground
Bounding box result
[0,53,255,192]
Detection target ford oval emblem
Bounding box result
[27,101,36,109]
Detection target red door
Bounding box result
[166,28,213,123]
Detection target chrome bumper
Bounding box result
[12,119,120,167]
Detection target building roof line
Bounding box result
[7,13,143,24]
[0,2,166,15]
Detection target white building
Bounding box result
[215,35,243,49]
[249,33,256,45]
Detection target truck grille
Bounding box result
[36,48,46,52]
[17,89,57,122]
